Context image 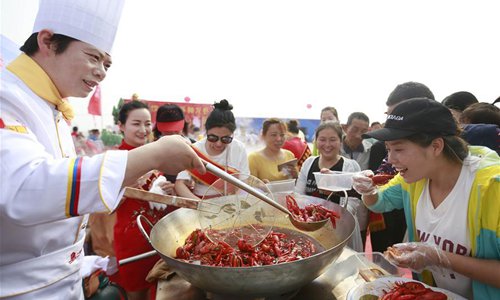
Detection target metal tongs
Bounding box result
[123,187,224,214]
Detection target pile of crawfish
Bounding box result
[380,281,447,300]
[285,194,340,227]
[175,229,318,267]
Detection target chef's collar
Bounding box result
[7,54,74,121]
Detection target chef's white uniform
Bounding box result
[0,68,127,298]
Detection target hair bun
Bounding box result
[214,99,233,111]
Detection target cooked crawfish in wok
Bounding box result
[175,228,322,267]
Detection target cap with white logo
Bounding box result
[364,98,458,141]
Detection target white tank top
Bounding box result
[415,162,475,299]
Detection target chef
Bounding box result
[0,0,205,299]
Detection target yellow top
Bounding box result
[248,149,296,182]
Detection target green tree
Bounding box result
[112,98,125,125]
[101,129,123,147]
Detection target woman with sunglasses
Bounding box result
[248,118,298,182]
[175,100,249,199]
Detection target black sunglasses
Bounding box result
[207,134,233,144]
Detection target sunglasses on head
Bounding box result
[207,134,233,144]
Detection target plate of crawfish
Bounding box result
[346,276,466,300]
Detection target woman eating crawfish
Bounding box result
[352,98,500,299]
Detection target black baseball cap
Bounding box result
[156,104,185,132]
[364,98,458,141]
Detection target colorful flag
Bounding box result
[88,85,102,116]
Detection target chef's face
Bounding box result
[119,108,152,147]
[44,36,111,98]
[262,123,286,151]
[316,128,341,160]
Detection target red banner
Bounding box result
[125,99,213,129]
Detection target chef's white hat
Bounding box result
[32,0,125,54]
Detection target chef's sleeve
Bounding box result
[1,129,127,226]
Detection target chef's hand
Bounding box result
[384,242,451,273]
[124,137,204,195]
[153,135,205,176]
[352,170,377,196]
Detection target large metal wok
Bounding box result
[139,192,356,297]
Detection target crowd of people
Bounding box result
[1,0,499,300]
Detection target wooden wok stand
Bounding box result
[155,247,397,300]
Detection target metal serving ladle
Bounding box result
[202,160,328,232]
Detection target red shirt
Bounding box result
[112,140,166,292]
